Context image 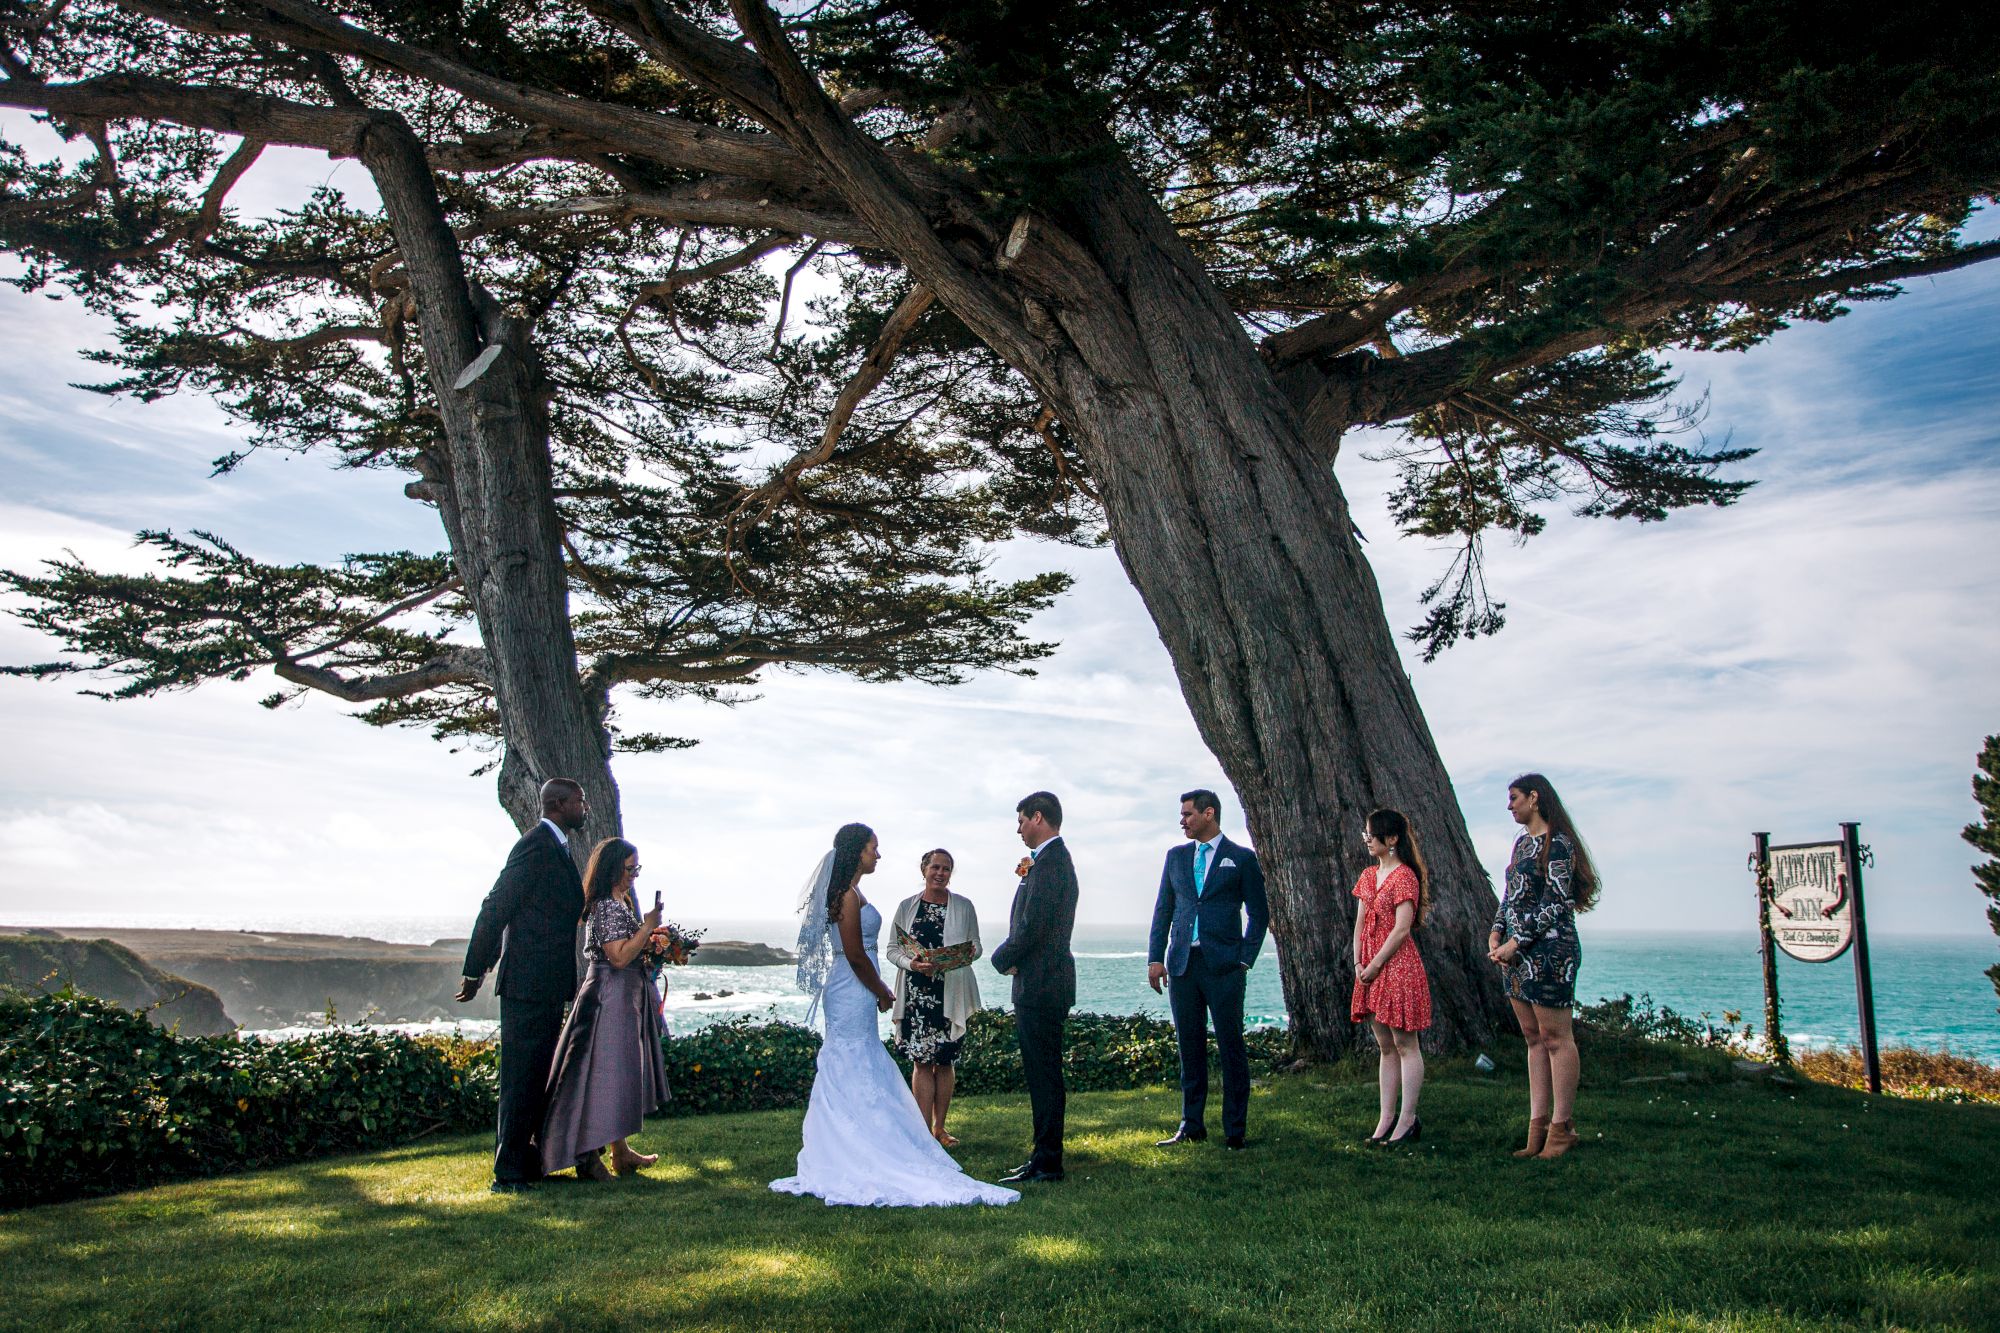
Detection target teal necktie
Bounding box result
[1192,842,1210,945]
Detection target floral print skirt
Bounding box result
[896,898,962,1065]
[1504,929,1581,1008]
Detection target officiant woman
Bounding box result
[886,848,984,1147]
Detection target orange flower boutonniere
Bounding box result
[1014,856,1034,879]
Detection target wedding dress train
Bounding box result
[769,901,1018,1207]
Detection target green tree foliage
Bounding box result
[3,2,1989,669]
[1964,734,2000,1007]
[0,9,1076,801]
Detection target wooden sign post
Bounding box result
[1840,823,1882,1094]
[1748,833,1789,1066]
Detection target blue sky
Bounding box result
[1,132,1996,941]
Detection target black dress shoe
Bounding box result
[1156,1127,1208,1146]
[998,1164,1065,1184]
[1385,1118,1421,1146]
[1223,1135,1246,1151]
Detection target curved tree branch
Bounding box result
[273,645,488,702]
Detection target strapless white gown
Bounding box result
[770,901,1019,1207]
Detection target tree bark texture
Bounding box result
[355,116,624,856]
[959,166,1514,1054]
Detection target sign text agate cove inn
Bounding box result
[1766,841,1854,963]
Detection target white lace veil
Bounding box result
[792,850,838,1025]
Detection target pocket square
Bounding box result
[1218,858,1237,868]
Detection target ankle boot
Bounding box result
[1511,1116,1550,1158]
[1536,1120,1578,1159]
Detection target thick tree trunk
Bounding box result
[990,167,1512,1055]
[356,116,624,858]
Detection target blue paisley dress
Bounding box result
[1494,831,1582,1007]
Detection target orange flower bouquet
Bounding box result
[643,920,705,975]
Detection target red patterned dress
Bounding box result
[1350,863,1432,1031]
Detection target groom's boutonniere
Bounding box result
[1014,856,1034,879]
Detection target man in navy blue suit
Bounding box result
[1147,788,1269,1149]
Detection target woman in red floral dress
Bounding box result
[1351,808,1432,1145]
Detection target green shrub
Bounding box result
[0,989,495,1209]
[657,1015,821,1116]
[649,1008,1292,1117]
[945,1008,1292,1095]
[2,995,1290,1206]
[1576,991,1749,1050]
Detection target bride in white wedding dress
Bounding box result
[770,823,1019,1208]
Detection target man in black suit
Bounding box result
[991,790,1078,1184]
[1148,788,1269,1150]
[456,778,588,1191]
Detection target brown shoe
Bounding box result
[1512,1116,1551,1158]
[576,1155,614,1183]
[1536,1120,1578,1160]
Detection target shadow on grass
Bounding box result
[4,1073,1997,1332]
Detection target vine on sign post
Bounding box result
[1749,835,1791,1067]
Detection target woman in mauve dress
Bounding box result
[539,838,671,1180]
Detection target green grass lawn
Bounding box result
[4,1051,1997,1332]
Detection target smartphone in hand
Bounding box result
[653,890,663,914]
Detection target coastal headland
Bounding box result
[0,927,793,1030]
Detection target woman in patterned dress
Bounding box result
[538,838,672,1180]
[1489,773,1600,1160]
[885,849,983,1147]
[1351,809,1432,1145]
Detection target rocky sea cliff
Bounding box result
[0,926,792,1030]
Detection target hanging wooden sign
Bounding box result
[1766,840,1855,963]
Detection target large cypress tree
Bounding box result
[4,1,1996,1051]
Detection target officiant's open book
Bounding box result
[895,924,977,970]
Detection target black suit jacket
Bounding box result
[462,822,583,1003]
[1147,835,1269,976]
[991,837,1079,1010]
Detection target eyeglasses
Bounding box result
[628,864,643,875]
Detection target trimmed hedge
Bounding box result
[0,989,495,1209]
[3,994,1288,1208]
[655,1007,1292,1116]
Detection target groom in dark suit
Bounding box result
[1148,788,1269,1149]
[992,790,1078,1184]
[456,778,588,1192]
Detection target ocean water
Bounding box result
[11,910,1995,1059]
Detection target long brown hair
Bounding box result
[826,822,875,921]
[1509,773,1600,911]
[1365,808,1429,928]
[580,837,637,919]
